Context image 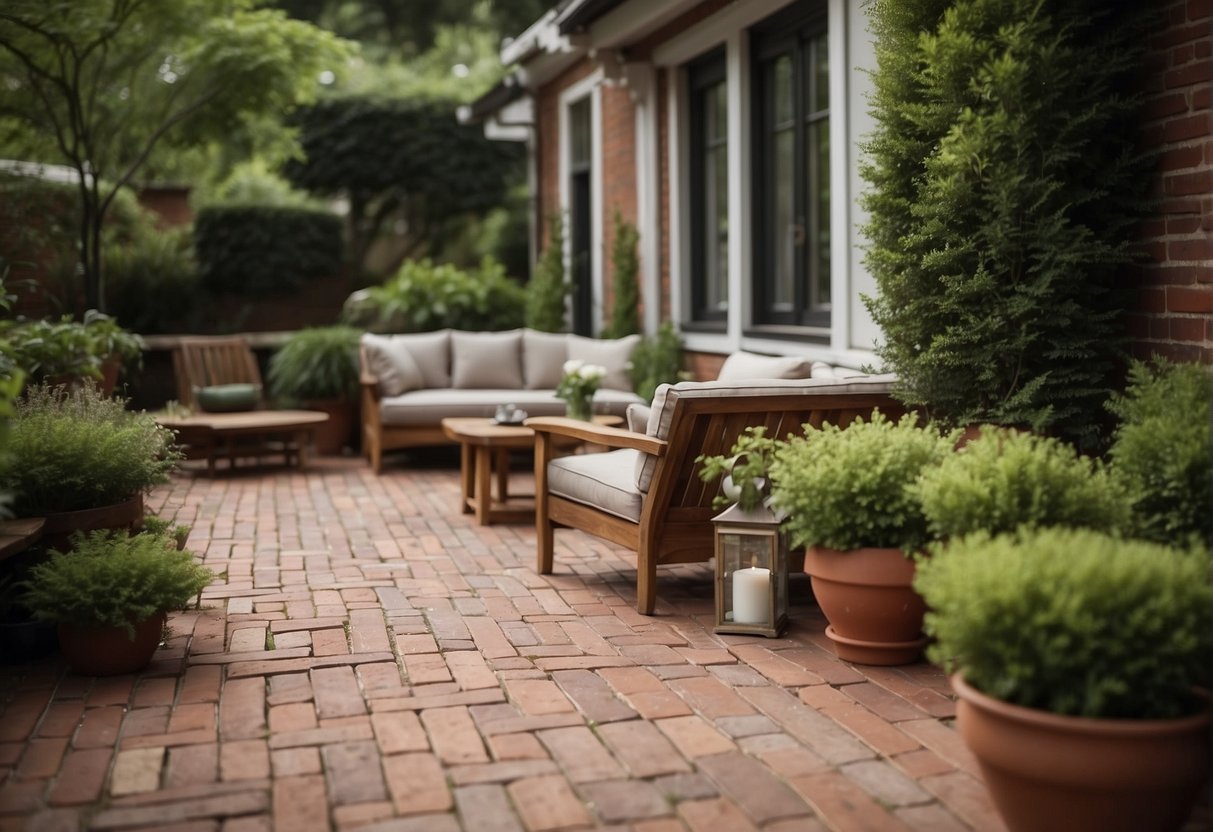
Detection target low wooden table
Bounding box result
[156,410,330,475]
[441,415,622,526]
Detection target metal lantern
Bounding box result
[712,501,789,638]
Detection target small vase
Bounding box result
[565,396,593,421]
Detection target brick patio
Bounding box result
[0,456,1207,831]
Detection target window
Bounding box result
[752,3,830,329]
[688,48,728,327]
[567,96,594,335]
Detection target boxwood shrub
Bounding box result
[916,528,1212,719]
[194,205,342,297]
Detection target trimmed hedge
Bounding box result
[194,205,343,297]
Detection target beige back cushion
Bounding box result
[362,334,425,396]
[567,333,641,392]
[633,374,897,493]
[522,330,569,389]
[452,330,523,389]
[716,351,814,381]
[396,329,452,389]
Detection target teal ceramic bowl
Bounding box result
[195,383,259,413]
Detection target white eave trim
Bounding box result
[580,0,702,51]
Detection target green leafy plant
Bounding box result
[697,426,781,512]
[23,529,213,637]
[105,222,201,335]
[526,214,570,333]
[915,528,1212,719]
[628,321,687,403]
[268,326,361,403]
[345,256,525,333]
[1106,358,1212,548]
[770,412,957,553]
[140,515,192,550]
[913,427,1128,541]
[861,0,1155,447]
[1,384,180,516]
[0,312,143,389]
[605,210,640,338]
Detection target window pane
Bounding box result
[814,119,830,307]
[814,33,829,113]
[772,56,793,127]
[709,81,727,144]
[708,140,729,311]
[569,97,590,167]
[773,126,795,311]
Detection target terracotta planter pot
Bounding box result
[57,611,167,676]
[38,494,144,553]
[803,545,927,665]
[305,399,355,456]
[952,674,1210,832]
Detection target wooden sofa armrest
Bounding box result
[524,416,668,457]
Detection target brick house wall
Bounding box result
[1130,0,1212,364]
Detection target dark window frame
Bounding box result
[687,47,729,329]
[750,2,831,330]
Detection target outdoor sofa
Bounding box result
[359,328,645,472]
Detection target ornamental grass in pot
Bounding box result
[267,325,361,454]
[23,529,214,676]
[0,384,180,549]
[769,412,956,665]
[914,528,1211,832]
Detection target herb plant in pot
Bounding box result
[0,384,181,550]
[267,325,360,455]
[769,412,956,665]
[915,528,1211,832]
[23,529,214,676]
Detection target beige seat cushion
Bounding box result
[452,330,523,389]
[522,330,569,389]
[362,334,425,396]
[548,449,643,522]
[567,334,641,392]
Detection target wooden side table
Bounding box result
[441,416,622,525]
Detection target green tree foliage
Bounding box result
[628,321,686,403]
[283,96,523,279]
[605,210,641,339]
[0,0,354,313]
[526,215,570,333]
[860,0,1157,447]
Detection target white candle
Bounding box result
[732,566,771,625]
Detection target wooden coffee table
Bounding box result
[156,410,330,475]
[441,416,622,525]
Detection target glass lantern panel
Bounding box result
[720,531,774,625]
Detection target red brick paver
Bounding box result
[2,457,1206,831]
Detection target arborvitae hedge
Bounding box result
[194,205,343,297]
[861,0,1157,447]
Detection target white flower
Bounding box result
[562,359,584,375]
[579,363,606,381]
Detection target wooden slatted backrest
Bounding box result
[172,337,263,408]
[644,384,905,526]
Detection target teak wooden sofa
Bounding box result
[527,374,902,614]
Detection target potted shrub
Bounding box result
[915,528,1211,832]
[912,426,1128,541]
[1105,357,1212,548]
[267,325,360,454]
[0,384,180,550]
[769,412,956,665]
[23,529,213,675]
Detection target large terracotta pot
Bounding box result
[305,399,355,456]
[803,545,927,665]
[952,674,1210,832]
[38,493,144,553]
[57,611,167,676]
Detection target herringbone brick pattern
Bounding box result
[0,457,1205,831]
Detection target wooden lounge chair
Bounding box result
[527,375,902,614]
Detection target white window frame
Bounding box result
[558,70,605,335]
